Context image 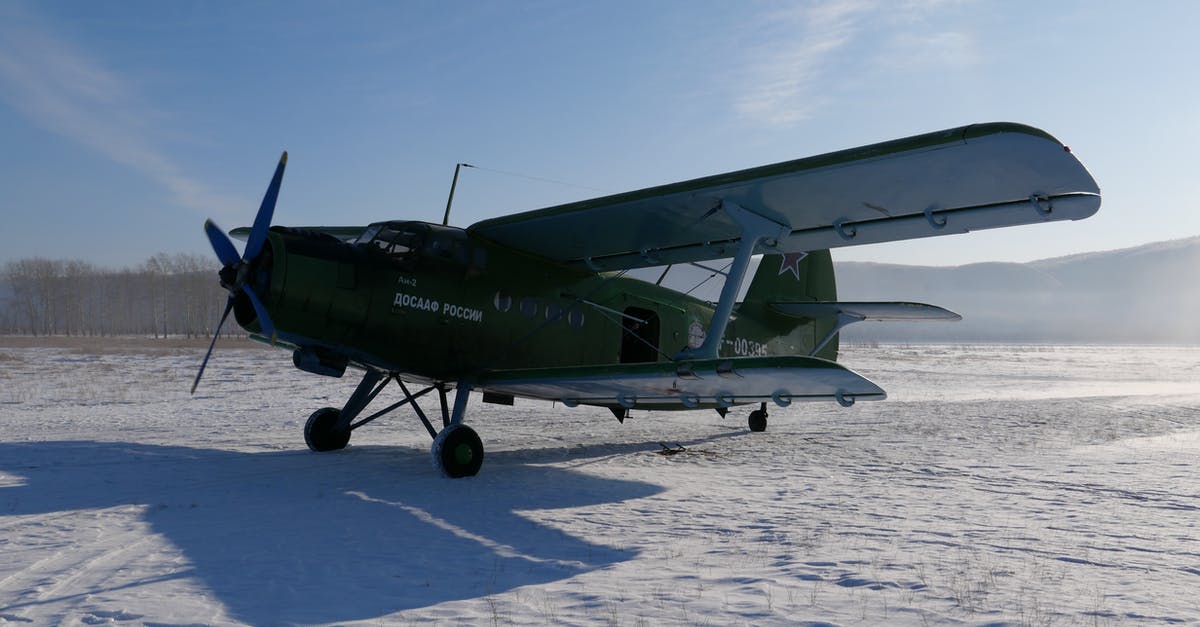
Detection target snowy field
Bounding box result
[2,341,1200,626]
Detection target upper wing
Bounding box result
[468,122,1100,271]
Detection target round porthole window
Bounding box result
[493,291,512,312]
[520,297,539,318]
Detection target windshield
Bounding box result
[357,221,485,273]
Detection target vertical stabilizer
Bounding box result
[740,250,839,360]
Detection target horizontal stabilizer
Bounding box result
[769,301,961,322]
[478,356,886,411]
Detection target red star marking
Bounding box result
[777,252,807,280]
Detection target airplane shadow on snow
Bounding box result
[0,437,713,624]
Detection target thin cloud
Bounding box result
[732,0,978,128]
[0,5,241,215]
[734,0,878,127]
[877,31,979,71]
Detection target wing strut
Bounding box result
[675,201,791,360]
[811,312,865,357]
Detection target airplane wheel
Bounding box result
[748,409,768,432]
[305,407,351,452]
[432,424,484,478]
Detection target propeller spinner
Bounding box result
[191,151,288,394]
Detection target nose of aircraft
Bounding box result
[191,151,288,394]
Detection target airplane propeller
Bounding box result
[191,151,288,394]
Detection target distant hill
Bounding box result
[836,236,1200,343]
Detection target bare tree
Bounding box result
[0,254,233,338]
[4,258,60,335]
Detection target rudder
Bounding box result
[740,250,839,360]
[743,250,836,306]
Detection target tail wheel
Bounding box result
[748,409,768,432]
[305,407,351,452]
[432,424,484,478]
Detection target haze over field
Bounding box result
[836,236,1200,344]
[632,235,1200,345]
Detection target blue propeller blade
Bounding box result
[193,150,287,391]
[204,220,242,267]
[192,297,235,394]
[244,151,288,262]
[242,286,277,343]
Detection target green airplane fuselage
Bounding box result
[237,220,838,383]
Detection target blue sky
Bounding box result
[1,1,1196,268]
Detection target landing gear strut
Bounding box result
[748,402,768,432]
[302,369,483,477]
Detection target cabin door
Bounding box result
[620,307,660,363]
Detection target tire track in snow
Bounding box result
[0,508,160,623]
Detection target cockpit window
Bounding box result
[355,224,382,245]
[357,221,485,274]
[359,222,426,261]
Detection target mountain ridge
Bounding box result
[836,236,1200,343]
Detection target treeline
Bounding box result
[0,254,241,338]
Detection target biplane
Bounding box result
[193,122,1100,477]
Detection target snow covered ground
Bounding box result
[2,342,1199,626]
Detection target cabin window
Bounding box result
[567,309,586,329]
[493,291,512,312]
[545,304,562,322]
[520,297,539,318]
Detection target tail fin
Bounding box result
[740,250,840,360]
[743,250,837,306]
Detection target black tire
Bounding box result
[748,409,768,432]
[432,424,484,478]
[305,407,351,452]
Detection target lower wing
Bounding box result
[477,355,886,411]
